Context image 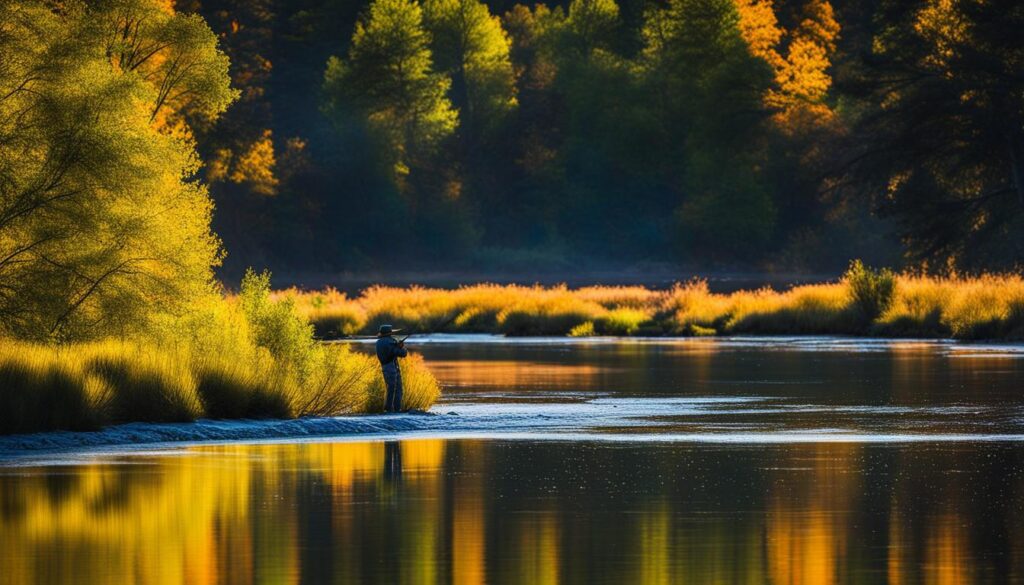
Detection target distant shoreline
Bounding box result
[277,267,1024,341]
[242,270,840,295]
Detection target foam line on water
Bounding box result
[2,395,1022,461]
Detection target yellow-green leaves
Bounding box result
[0,0,234,342]
[89,0,238,125]
[422,0,517,129]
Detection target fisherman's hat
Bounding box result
[378,324,401,336]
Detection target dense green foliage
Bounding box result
[173,0,982,276]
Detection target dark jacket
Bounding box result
[375,336,408,366]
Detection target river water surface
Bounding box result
[2,336,1024,584]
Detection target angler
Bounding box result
[375,324,408,412]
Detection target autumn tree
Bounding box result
[323,0,457,179]
[0,0,234,341]
[842,0,1024,269]
[184,0,281,197]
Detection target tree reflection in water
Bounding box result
[0,439,1021,584]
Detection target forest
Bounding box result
[173,0,1024,276]
[2,0,1024,431]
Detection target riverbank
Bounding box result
[281,263,1024,340]
[5,333,1023,456]
[0,269,440,436]
[0,340,439,435]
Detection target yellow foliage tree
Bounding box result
[229,129,279,196]
[0,1,235,341]
[735,0,839,128]
[323,0,458,179]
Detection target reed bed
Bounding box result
[1,269,441,435]
[282,264,1024,341]
[0,339,440,435]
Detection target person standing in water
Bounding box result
[376,324,408,412]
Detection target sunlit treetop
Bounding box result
[323,0,457,178]
[912,0,969,70]
[564,0,620,55]
[0,0,235,341]
[734,0,840,128]
[422,0,517,129]
[734,0,785,70]
[88,0,238,127]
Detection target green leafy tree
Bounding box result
[323,0,457,179]
[563,0,620,56]
[422,0,516,134]
[0,0,234,341]
[640,0,776,260]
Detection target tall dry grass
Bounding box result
[283,265,1024,341]
[0,339,439,435]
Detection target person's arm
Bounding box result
[395,339,408,358]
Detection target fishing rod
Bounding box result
[340,312,461,341]
[398,312,461,342]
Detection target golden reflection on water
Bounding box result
[426,360,616,389]
[766,444,861,585]
[0,439,1017,585]
[0,441,444,585]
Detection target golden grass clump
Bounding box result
[277,287,365,337]
[0,342,107,434]
[727,283,856,334]
[495,286,606,335]
[878,274,1024,339]
[575,286,665,309]
[663,280,732,334]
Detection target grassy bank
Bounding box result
[1,271,440,435]
[281,262,1024,340]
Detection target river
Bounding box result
[1,336,1023,584]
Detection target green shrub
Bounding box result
[597,308,648,335]
[688,324,717,336]
[844,259,896,326]
[241,269,319,381]
[569,322,596,337]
